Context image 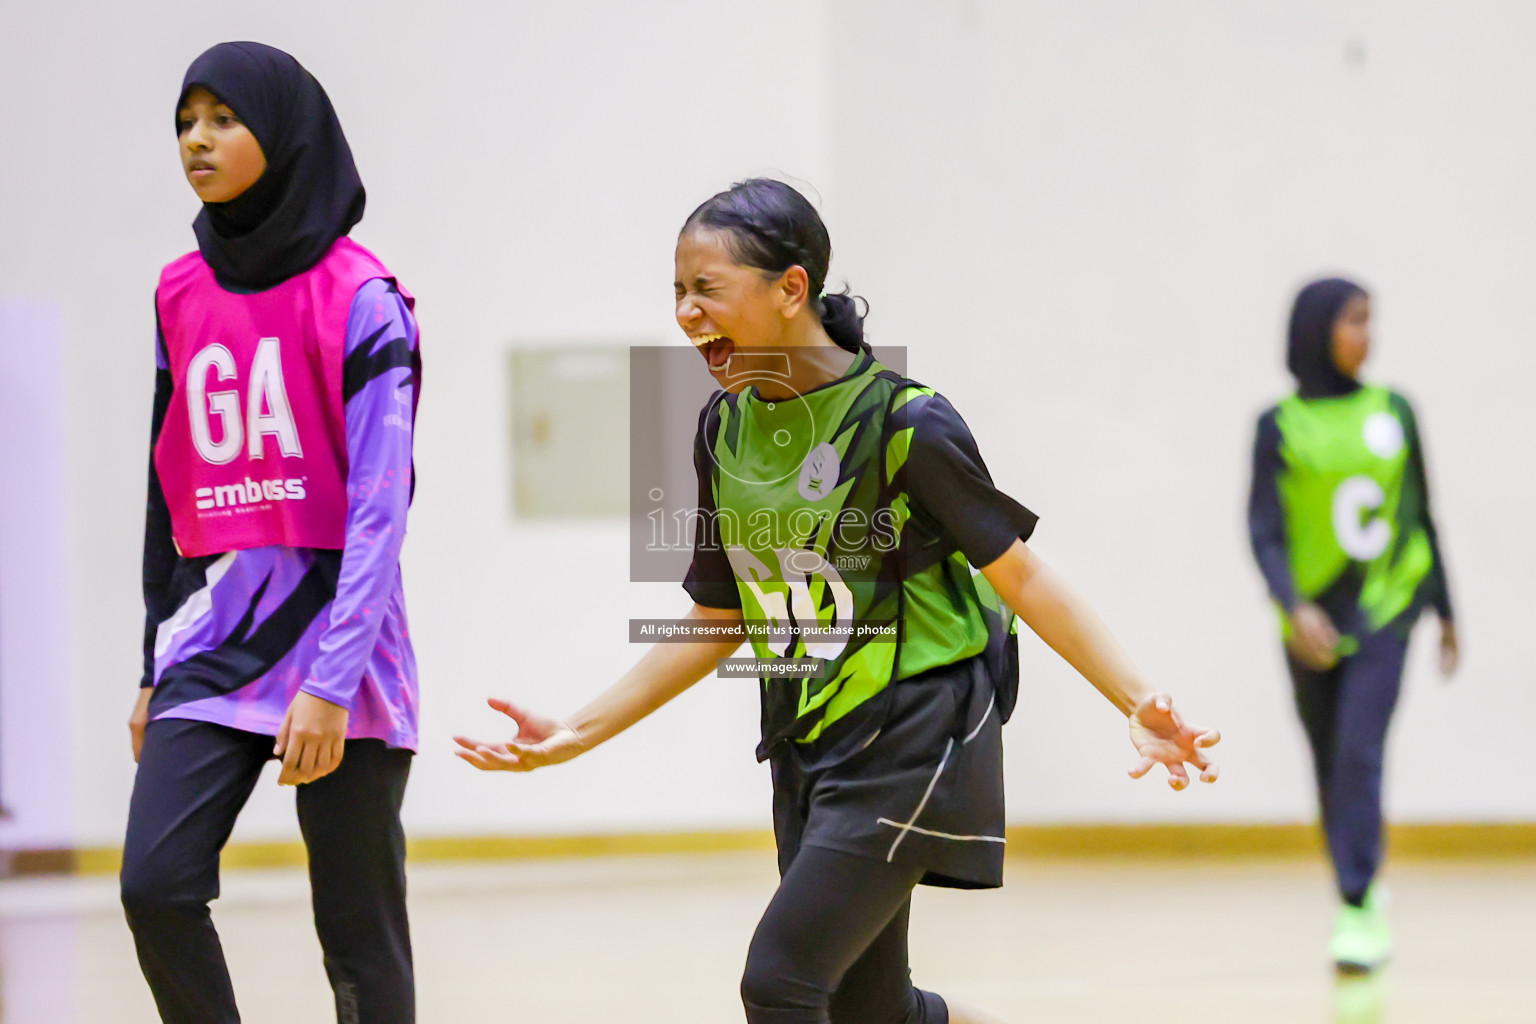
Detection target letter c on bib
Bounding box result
[186,344,243,464]
[1332,475,1391,560]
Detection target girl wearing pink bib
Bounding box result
[122,42,420,1024]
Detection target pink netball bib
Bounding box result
[154,238,411,557]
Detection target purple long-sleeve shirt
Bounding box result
[142,277,420,749]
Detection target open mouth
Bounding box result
[692,333,736,373]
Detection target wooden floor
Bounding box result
[1,852,1532,1022]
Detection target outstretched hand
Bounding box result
[1127,693,1220,791]
[454,698,587,773]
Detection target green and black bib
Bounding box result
[700,351,1017,756]
[1274,385,1434,645]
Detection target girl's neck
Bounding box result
[751,322,858,401]
[1297,374,1362,400]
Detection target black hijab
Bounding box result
[179,42,365,291]
[1286,277,1366,399]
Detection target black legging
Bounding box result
[121,717,414,1024]
[741,845,948,1024]
[1287,626,1410,907]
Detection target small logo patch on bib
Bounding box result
[798,443,840,501]
[1363,411,1404,459]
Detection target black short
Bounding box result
[770,654,1006,890]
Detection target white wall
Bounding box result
[0,0,1531,851]
[828,0,1536,822]
[0,304,74,849]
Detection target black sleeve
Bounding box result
[1247,409,1297,610]
[681,399,743,610]
[1395,394,1454,620]
[902,393,1038,569]
[141,331,178,688]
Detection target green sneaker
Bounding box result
[1330,886,1391,973]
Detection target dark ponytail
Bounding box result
[681,178,869,354]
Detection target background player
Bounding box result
[1247,276,1457,973]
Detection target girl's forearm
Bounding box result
[565,611,743,748]
[981,541,1155,717]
